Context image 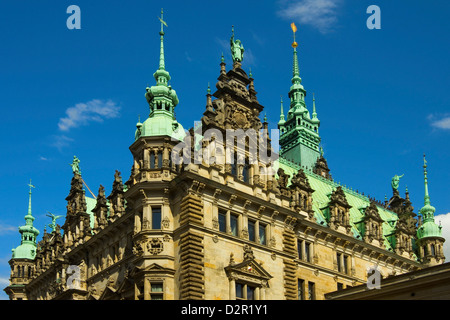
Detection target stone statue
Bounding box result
[391,174,404,191]
[230,26,244,63]
[70,156,81,175]
[46,212,63,233]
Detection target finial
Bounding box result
[28,179,35,195]
[279,95,285,124]
[27,179,35,217]
[221,52,225,63]
[264,113,267,123]
[312,92,318,119]
[249,67,252,78]
[207,82,211,94]
[423,153,431,205]
[158,8,167,34]
[291,22,298,48]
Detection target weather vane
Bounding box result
[291,22,298,48]
[158,8,168,32]
[28,179,35,193]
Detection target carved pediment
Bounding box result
[129,263,176,277]
[225,258,272,282]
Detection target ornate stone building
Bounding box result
[4,14,446,300]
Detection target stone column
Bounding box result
[229,276,236,300]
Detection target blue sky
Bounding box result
[0,0,449,299]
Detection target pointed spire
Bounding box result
[312,93,318,119]
[278,96,285,125]
[142,9,183,141]
[419,154,437,224]
[27,179,34,220]
[153,8,171,86]
[287,22,305,111]
[423,154,431,207]
[158,8,167,70]
[12,180,40,259]
[417,154,443,244]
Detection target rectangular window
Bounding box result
[236,283,244,299]
[243,164,250,183]
[298,279,305,300]
[308,282,315,300]
[298,240,303,260]
[248,220,256,242]
[247,285,255,300]
[337,252,342,272]
[150,283,164,300]
[157,152,163,168]
[152,207,162,229]
[236,282,256,300]
[305,242,311,262]
[218,211,227,233]
[150,153,155,169]
[230,214,238,236]
[343,254,349,274]
[259,224,266,245]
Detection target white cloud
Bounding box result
[430,114,450,130]
[0,277,9,287]
[51,135,74,151]
[277,0,342,34]
[0,224,16,234]
[436,212,450,262]
[58,99,120,132]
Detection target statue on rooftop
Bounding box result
[70,156,81,175]
[230,26,244,63]
[391,174,404,191]
[46,212,63,233]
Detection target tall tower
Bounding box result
[416,155,445,266]
[5,181,40,300]
[278,23,321,170]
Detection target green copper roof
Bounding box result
[417,155,443,240]
[12,181,40,260]
[275,158,398,251]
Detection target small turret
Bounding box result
[139,8,184,141]
[5,181,40,300]
[416,154,445,266]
